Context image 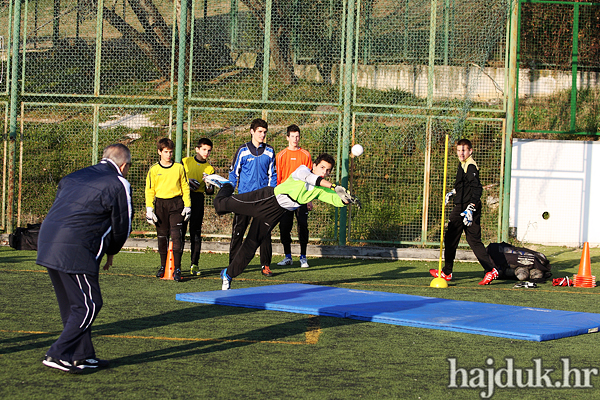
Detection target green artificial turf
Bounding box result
[2,245,600,399]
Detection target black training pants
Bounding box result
[183,191,205,266]
[214,184,287,278]
[443,203,496,275]
[155,196,184,269]
[279,204,309,256]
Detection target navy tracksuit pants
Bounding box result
[46,268,102,362]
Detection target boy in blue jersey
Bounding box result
[228,118,277,276]
[205,153,360,290]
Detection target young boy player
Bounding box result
[430,138,499,285]
[145,137,191,282]
[276,124,313,268]
[182,138,215,276]
[205,153,360,290]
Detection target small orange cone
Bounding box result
[573,242,596,288]
[161,241,175,281]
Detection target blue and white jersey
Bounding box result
[229,141,277,193]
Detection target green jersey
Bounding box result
[274,165,345,211]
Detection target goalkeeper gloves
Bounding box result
[444,189,456,205]
[188,179,201,191]
[181,207,191,222]
[146,207,158,225]
[460,203,476,226]
[331,184,361,209]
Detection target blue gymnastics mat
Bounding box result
[176,283,600,341]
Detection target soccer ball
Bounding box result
[351,144,364,157]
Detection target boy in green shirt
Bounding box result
[204,153,360,290]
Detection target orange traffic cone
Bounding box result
[161,241,175,281]
[573,242,596,288]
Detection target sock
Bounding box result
[300,255,306,260]
[285,254,292,259]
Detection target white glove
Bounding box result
[332,184,353,203]
[332,184,361,209]
[445,189,456,205]
[146,207,158,225]
[181,207,191,221]
[460,204,476,227]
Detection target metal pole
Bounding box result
[261,0,272,102]
[570,4,579,133]
[230,0,238,51]
[7,0,23,233]
[444,0,449,65]
[175,0,188,162]
[502,0,519,241]
[339,0,356,246]
[92,105,99,164]
[94,0,104,96]
[427,0,437,108]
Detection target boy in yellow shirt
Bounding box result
[181,138,215,276]
[145,138,191,282]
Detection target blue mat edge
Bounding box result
[175,286,600,342]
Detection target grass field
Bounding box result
[2,245,600,399]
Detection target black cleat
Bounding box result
[173,268,182,282]
[42,356,82,374]
[73,358,110,369]
[156,266,165,278]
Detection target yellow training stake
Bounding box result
[431,134,450,289]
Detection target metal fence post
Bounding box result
[7,0,23,234]
[502,0,519,241]
[175,0,188,162]
[340,0,356,246]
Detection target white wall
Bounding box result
[510,139,600,246]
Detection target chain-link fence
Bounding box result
[516,0,600,134]
[2,0,518,247]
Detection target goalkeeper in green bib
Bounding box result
[204,153,360,290]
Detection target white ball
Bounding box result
[351,144,364,157]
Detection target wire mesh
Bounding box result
[354,0,508,111]
[187,108,342,242]
[7,0,513,247]
[517,1,600,134]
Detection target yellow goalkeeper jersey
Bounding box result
[181,156,215,193]
[145,162,191,208]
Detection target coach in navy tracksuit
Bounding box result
[37,144,133,373]
[228,118,277,276]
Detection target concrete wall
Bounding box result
[510,139,600,246]
[291,62,600,102]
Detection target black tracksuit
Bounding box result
[443,157,496,275]
[37,159,132,363]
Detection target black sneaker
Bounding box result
[156,266,165,278]
[173,268,182,282]
[42,356,82,374]
[73,358,110,369]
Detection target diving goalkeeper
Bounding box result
[205,153,360,290]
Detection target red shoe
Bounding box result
[479,268,499,285]
[429,269,452,281]
[261,265,273,277]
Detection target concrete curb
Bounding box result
[122,237,479,262]
[1,233,479,262]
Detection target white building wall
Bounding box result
[510,139,600,246]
